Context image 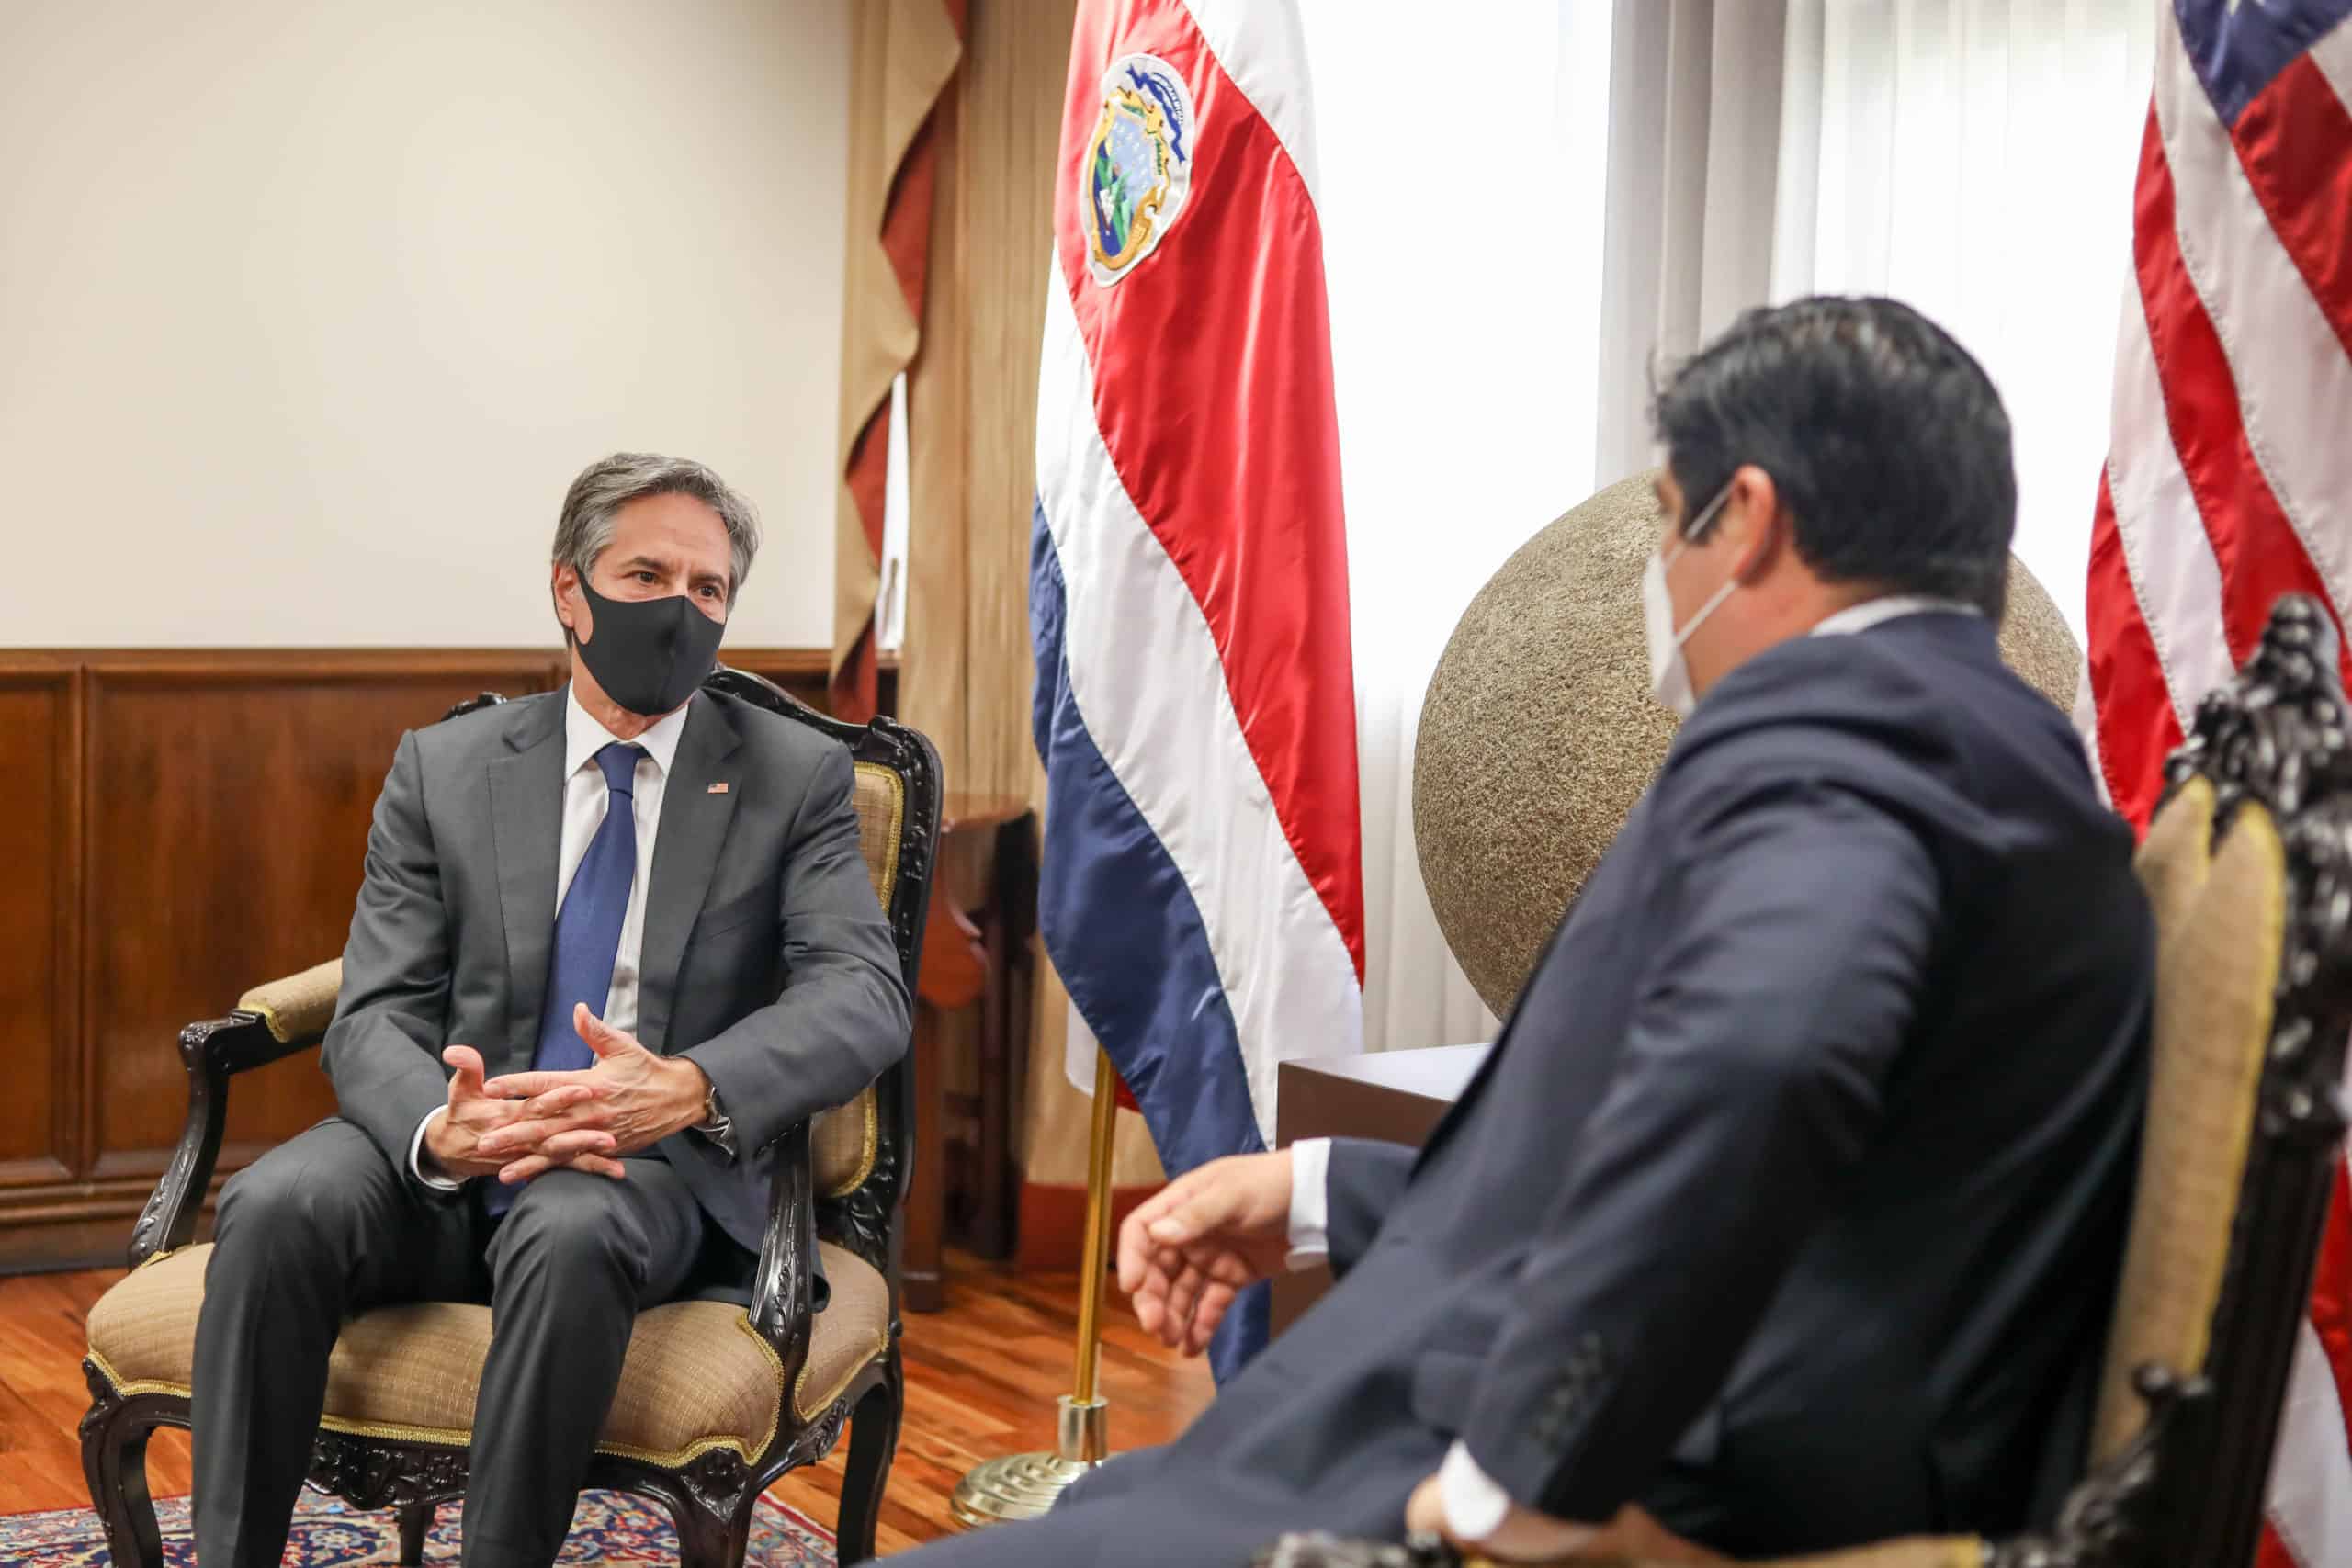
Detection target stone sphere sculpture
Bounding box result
[1413,468,2083,1017]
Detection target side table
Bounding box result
[1270,1043,1491,1337]
[901,794,1035,1312]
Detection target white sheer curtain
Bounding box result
[1594,0,1793,482]
[1772,0,2157,640]
[1297,0,1616,1053]
[1596,0,2158,645]
[1296,0,2154,1056]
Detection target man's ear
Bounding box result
[1724,465,1785,583]
[552,562,582,642]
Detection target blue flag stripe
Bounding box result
[1031,502,1267,1182]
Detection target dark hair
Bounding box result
[1651,295,2016,619]
[554,451,761,595]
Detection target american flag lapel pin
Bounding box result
[707,781,729,795]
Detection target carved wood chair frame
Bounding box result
[1253,596,2352,1568]
[78,666,941,1568]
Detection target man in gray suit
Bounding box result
[189,453,911,1567]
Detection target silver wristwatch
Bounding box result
[694,1079,735,1152]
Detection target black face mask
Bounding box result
[572,580,726,717]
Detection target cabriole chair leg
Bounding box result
[835,1359,905,1566]
[671,1500,749,1568]
[396,1499,435,1563]
[79,1405,164,1568]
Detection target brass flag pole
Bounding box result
[949,1045,1123,1526]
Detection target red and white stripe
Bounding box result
[2082,13,2352,1565]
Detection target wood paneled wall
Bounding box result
[0,649,831,1272]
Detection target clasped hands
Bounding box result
[421,1003,710,1187]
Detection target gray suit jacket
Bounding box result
[319,687,911,1261]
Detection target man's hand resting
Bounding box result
[1115,1149,1295,1356]
[476,1004,711,1183]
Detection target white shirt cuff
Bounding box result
[1284,1136,1332,1270]
[1442,1440,1594,1552]
[410,1106,463,1191]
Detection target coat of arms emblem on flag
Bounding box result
[1084,55,1195,286]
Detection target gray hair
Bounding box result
[552,452,761,597]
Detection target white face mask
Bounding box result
[1643,483,1739,718]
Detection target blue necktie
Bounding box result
[535,740,644,1070]
[487,740,641,1214]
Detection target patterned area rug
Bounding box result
[0,1488,835,1565]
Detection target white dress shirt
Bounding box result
[1283,594,1984,1542]
[1807,593,1979,637]
[410,687,694,1188]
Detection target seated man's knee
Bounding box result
[496,1172,638,1289]
[214,1123,380,1256]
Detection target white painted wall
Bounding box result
[0,0,849,647]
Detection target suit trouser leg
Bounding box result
[192,1119,480,1568]
[460,1156,704,1566]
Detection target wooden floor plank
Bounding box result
[0,1253,1215,1555]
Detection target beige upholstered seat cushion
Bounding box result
[2092,785,2283,1462]
[87,1239,889,1462]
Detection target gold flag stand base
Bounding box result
[947,1394,1110,1527]
[949,1050,1125,1528]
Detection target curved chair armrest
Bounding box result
[748,1122,819,1393]
[235,957,344,1051]
[125,1014,298,1268]
[126,958,344,1269]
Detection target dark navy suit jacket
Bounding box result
[919,611,2153,1567]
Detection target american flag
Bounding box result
[2079,2,2352,1562]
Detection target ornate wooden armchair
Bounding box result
[1258,595,2352,1568]
[77,667,940,1568]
